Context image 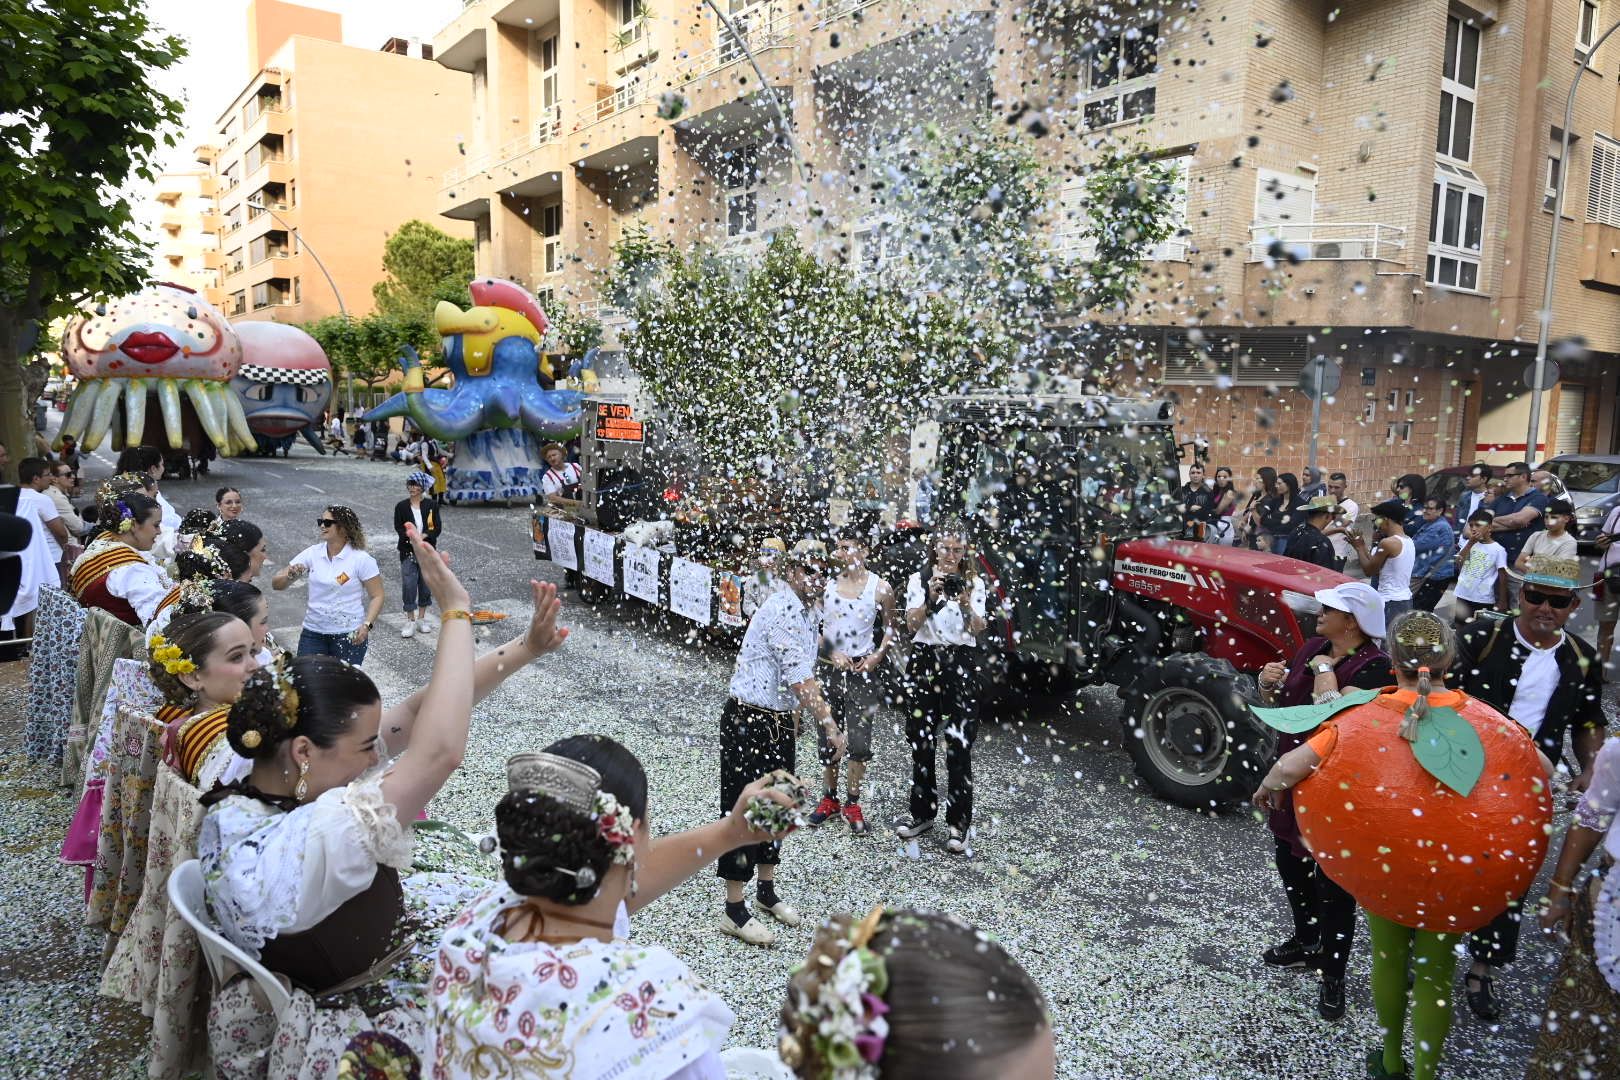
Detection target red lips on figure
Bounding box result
[120,331,180,364]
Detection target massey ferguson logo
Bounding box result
[1115,559,1219,591]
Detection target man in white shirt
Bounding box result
[1322,472,1360,572]
[45,462,84,538]
[6,458,69,636]
[717,539,844,947]
[18,459,70,566]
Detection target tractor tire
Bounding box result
[1120,653,1275,812]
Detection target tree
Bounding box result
[371,219,475,325]
[544,298,604,358]
[0,0,185,477]
[1075,140,1181,314]
[300,312,436,411]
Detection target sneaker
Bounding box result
[416,617,434,636]
[893,815,935,840]
[719,914,776,946]
[754,897,802,928]
[945,827,968,855]
[401,620,416,638]
[1318,975,1346,1021]
[807,795,841,827]
[842,802,869,835]
[1262,939,1320,969]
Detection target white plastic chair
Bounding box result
[168,859,291,1020]
[720,1046,795,1080]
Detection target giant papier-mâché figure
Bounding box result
[232,322,333,456]
[362,278,597,503]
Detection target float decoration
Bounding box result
[362,278,598,504]
[231,321,333,455]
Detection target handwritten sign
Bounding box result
[669,558,712,625]
[622,543,661,604]
[594,401,644,443]
[583,528,616,585]
[549,519,578,571]
[717,571,745,627]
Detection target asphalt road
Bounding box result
[2,439,1602,1079]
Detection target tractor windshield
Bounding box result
[1077,427,1181,535]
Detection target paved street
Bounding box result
[0,443,1602,1078]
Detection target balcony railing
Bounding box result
[440,111,562,191]
[583,84,649,126]
[1246,222,1406,262]
[578,299,628,322]
[1053,232,1189,263]
[677,5,794,83]
[815,0,883,26]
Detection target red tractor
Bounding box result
[912,390,1353,811]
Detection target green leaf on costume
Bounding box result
[1410,706,1486,796]
[1249,688,1381,734]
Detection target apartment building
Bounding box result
[199,0,471,325]
[431,0,1620,492]
[146,169,222,303]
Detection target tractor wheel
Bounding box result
[1120,653,1275,811]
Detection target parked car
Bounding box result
[1424,465,1570,526]
[1538,454,1620,549]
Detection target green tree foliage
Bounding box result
[544,299,604,359]
[371,219,475,325]
[0,0,185,477]
[300,312,435,399]
[1076,140,1181,314]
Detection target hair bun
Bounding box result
[227,667,295,760]
[493,791,613,905]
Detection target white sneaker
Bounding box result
[754,897,802,927]
[401,620,416,638]
[416,617,434,636]
[945,828,969,856]
[720,914,776,946]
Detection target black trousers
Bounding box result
[906,644,981,832]
[716,697,795,882]
[1274,839,1357,980]
[1412,578,1450,613]
[1469,894,1526,967]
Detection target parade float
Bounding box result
[55,283,329,462]
[362,278,597,504]
[232,322,332,456]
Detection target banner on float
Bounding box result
[531,514,549,558]
[550,520,578,571]
[583,528,616,585]
[716,571,746,627]
[623,543,661,604]
[669,558,713,625]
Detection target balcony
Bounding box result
[194,144,218,165]
[1245,222,1406,263]
[242,158,293,191]
[434,0,570,72]
[813,0,992,71]
[1053,232,1190,263]
[242,104,292,144]
[571,90,661,171]
[676,5,794,86]
[245,255,301,287]
[196,174,219,197]
[160,210,187,229]
[439,112,563,218]
[203,249,226,271]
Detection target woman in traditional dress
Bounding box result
[776,908,1054,1080]
[150,609,262,791]
[70,490,172,627]
[430,735,797,1079]
[210,518,268,582]
[201,530,567,1077]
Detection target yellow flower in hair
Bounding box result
[165,657,197,676]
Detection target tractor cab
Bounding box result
[936,392,1183,676]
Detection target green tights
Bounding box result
[1365,912,1462,1080]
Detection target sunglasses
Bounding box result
[317,518,337,528]
[1521,588,1574,610]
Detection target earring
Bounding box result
[294,760,309,802]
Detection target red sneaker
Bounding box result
[807,795,841,827]
[842,802,869,835]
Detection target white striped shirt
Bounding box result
[728,588,817,712]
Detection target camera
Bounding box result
[942,573,966,598]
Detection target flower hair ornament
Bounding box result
[178,575,218,611]
[114,499,137,533]
[147,631,196,676]
[239,658,300,751]
[488,752,638,892]
[779,905,891,1078]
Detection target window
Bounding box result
[1251,168,1316,250]
[1437,13,1480,163]
[1579,0,1601,53]
[1547,136,1564,212]
[1057,155,1191,261]
[1426,164,1486,290]
[229,291,246,316]
[853,220,903,276]
[721,144,759,238]
[539,35,560,125]
[540,203,562,275]
[1078,20,1159,130]
[1587,135,1620,226]
[617,0,646,44]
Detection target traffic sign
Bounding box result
[1522,361,1560,391]
[1297,355,1341,400]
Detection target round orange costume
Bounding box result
[1295,688,1552,932]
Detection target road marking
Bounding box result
[454,535,503,552]
[302,483,325,494]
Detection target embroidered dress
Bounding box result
[70,536,171,627]
[199,772,488,1079]
[24,584,86,764]
[430,884,733,1080]
[165,704,248,791]
[63,608,144,787]
[88,699,184,933]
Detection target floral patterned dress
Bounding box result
[24,584,85,765]
[429,884,733,1080]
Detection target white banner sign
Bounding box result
[583,528,616,585]
[669,558,713,625]
[622,543,661,604]
[549,520,578,570]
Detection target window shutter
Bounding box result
[1587,136,1620,227]
[1162,333,1234,384]
[1253,169,1315,232]
[1231,336,1310,387]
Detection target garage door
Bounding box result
[1555,384,1587,456]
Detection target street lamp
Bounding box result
[1527,17,1620,462]
[697,0,810,192]
[246,194,352,413]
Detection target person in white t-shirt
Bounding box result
[1451,508,1509,625]
[540,442,583,508]
[1321,472,1359,572]
[1515,498,1579,570]
[897,522,988,856]
[7,457,69,639]
[19,457,71,568]
[273,504,384,665]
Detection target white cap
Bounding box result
[1313,581,1386,639]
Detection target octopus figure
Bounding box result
[232,322,333,456]
[57,284,257,456]
[363,278,598,504]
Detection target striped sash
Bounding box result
[70,544,147,598]
[153,586,183,619]
[174,705,232,783]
